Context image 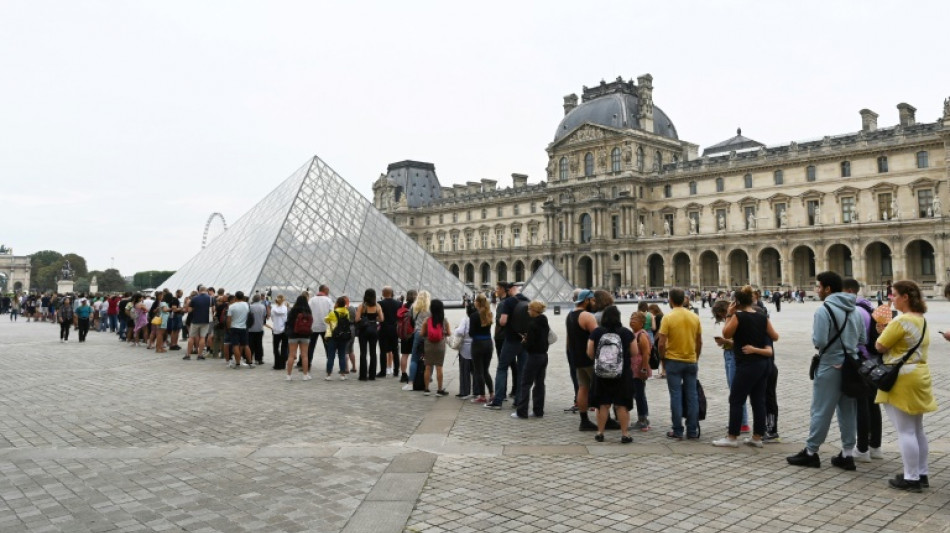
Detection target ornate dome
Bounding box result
[554,78,678,142]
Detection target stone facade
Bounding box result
[374,75,950,295]
[0,249,31,293]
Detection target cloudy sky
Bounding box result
[3,0,949,275]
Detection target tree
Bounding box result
[132,271,175,289]
[99,269,128,292]
[29,250,63,289]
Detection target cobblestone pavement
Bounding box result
[1,301,949,532]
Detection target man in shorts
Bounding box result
[226,291,253,368]
[186,285,213,361]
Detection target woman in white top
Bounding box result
[270,294,289,370]
[454,313,473,398]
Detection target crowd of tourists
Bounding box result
[6,272,943,493]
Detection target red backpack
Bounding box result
[425,317,444,343]
[396,306,414,340]
[293,311,313,336]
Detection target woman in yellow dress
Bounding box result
[874,280,937,492]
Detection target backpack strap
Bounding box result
[896,320,927,366]
[821,303,851,357]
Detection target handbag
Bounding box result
[858,321,926,392]
[151,316,162,326]
[446,332,463,351]
[547,329,558,345]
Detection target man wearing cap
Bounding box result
[566,289,599,430]
[486,282,530,409]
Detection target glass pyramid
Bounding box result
[162,156,469,301]
[520,259,576,305]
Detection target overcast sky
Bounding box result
[3,0,949,275]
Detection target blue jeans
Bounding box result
[492,339,525,406]
[409,332,425,381]
[118,318,128,340]
[665,359,699,437]
[723,350,748,426]
[326,339,347,375]
[108,314,118,332]
[806,363,857,453]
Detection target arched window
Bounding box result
[653,151,662,171]
[672,154,680,164]
[715,177,724,192]
[611,147,621,172]
[806,165,816,182]
[584,152,594,177]
[877,155,888,173]
[689,181,697,195]
[917,151,929,169]
[744,173,753,188]
[558,157,568,180]
[636,146,644,171]
[841,161,851,177]
[580,213,592,243]
[774,170,784,185]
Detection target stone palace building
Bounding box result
[373,74,950,295]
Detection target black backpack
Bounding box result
[332,311,352,341]
[508,297,531,335]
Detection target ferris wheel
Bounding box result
[202,212,228,248]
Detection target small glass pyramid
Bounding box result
[521,259,576,304]
[161,156,469,300]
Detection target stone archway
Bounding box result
[513,260,526,282]
[496,261,508,283]
[792,245,816,289]
[759,247,782,289]
[13,281,23,292]
[673,252,691,287]
[905,239,936,284]
[647,254,664,288]
[826,244,853,279]
[450,264,460,279]
[480,262,491,287]
[530,259,542,274]
[577,256,594,288]
[699,250,719,289]
[728,249,749,287]
[864,242,893,287]
[464,263,475,285]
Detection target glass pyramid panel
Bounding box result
[162,156,468,302]
[521,259,575,305]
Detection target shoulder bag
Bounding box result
[823,304,867,397]
[858,321,926,392]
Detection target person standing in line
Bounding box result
[513,300,551,419]
[226,291,254,368]
[486,282,529,409]
[270,294,289,370]
[454,311,474,399]
[421,299,450,396]
[587,305,636,443]
[75,298,93,342]
[117,292,131,341]
[563,289,582,413]
[397,290,417,383]
[165,289,184,351]
[875,280,937,492]
[185,285,212,361]
[842,278,884,462]
[711,286,779,448]
[306,285,333,369]
[344,295,359,375]
[355,288,383,381]
[468,293,495,403]
[787,271,864,470]
[490,283,515,400]
[248,294,267,365]
[403,290,431,390]
[10,293,20,321]
[648,303,666,378]
[285,294,312,380]
[324,296,351,380]
[629,311,652,431]
[58,297,74,342]
[712,300,750,433]
[564,289,599,430]
[658,288,702,440]
[377,286,401,378]
[130,295,148,346]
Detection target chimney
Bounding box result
[897,103,916,127]
[563,93,578,115]
[860,109,878,132]
[636,74,654,133]
[480,178,497,192]
[511,173,528,188]
[466,181,480,195]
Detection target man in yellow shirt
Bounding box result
[659,288,703,439]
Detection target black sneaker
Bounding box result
[831,452,856,471]
[896,474,929,488]
[182,355,191,360]
[889,476,922,493]
[594,433,605,442]
[579,419,598,431]
[436,389,449,397]
[604,418,621,430]
[376,372,387,378]
[787,448,821,468]
[621,435,633,444]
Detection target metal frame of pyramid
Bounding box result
[520,259,575,305]
[161,156,469,300]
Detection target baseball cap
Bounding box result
[575,289,595,304]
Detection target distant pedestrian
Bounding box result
[58,297,73,342]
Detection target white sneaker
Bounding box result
[402,384,413,391]
[340,374,346,381]
[743,437,763,448]
[285,375,292,381]
[240,362,252,368]
[387,369,393,376]
[302,374,312,381]
[228,361,236,369]
[870,447,884,459]
[711,437,739,448]
[325,375,332,381]
[853,449,872,463]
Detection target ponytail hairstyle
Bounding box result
[475,293,492,327]
[735,285,755,307]
[893,280,927,313]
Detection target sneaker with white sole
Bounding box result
[339,375,346,381]
[853,449,872,463]
[743,437,764,448]
[870,447,884,459]
[302,374,312,381]
[711,437,739,448]
[402,384,413,391]
[228,361,236,369]
[240,362,252,369]
[285,375,292,381]
[325,375,333,381]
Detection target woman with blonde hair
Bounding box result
[270,294,289,370]
[875,280,937,492]
[402,290,431,391]
[469,293,495,403]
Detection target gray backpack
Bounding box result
[594,332,624,379]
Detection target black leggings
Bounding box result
[77,318,90,342]
[358,332,379,379]
[856,389,883,451]
[729,358,770,437]
[60,320,71,340]
[471,338,494,396]
[272,332,288,369]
